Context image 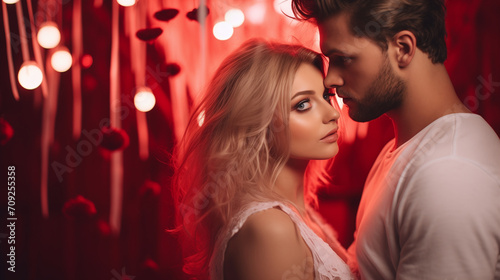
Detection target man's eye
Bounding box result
[331,56,352,66]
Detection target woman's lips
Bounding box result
[320,129,339,143]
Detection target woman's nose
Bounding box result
[323,100,340,123]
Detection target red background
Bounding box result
[0,0,499,279]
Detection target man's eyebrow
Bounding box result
[291,90,315,100]
[323,48,348,57]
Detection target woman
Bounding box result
[172,39,355,280]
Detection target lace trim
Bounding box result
[209,201,357,280]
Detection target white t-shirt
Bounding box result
[348,113,500,280]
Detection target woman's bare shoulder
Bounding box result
[239,207,300,238]
[224,207,313,280]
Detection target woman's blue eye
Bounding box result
[295,99,311,111]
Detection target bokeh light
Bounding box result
[3,0,20,4]
[116,0,136,7]
[225,9,245,27]
[37,22,61,49]
[213,21,234,41]
[273,0,294,17]
[51,48,73,72]
[246,3,266,24]
[18,61,43,90]
[81,54,93,69]
[134,87,156,112]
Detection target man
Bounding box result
[292,0,500,279]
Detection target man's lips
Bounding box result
[338,94,353,105]
[336,90,351,100]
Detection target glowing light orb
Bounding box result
[81,54,93,69]
[246,3,266,24]
[18,61,43,90]
[3,0,20,4]
[134,87,156,112]
[37,22,61,49]
[116,0,136,7]
[225,9,245,27]
[51,48,72,72]
[273,0,294,17]
[213,21,233,41]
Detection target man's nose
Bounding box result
[324,67,343,89]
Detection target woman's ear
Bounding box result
[392,30,416,68]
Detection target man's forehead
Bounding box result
[318,14,352,51]
[319,15,376,56]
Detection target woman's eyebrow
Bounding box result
[291,90,315,100]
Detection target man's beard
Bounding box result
[341,55,406,122]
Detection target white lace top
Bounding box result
[209,201,357,280]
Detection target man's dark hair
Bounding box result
[292,0,447,63]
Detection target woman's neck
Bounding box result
[274,158,309,213]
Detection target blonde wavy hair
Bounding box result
[171,39,325,279]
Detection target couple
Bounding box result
[172,0,500,279]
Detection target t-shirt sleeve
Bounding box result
[395,158,500,280]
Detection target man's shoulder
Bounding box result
[397,114,500,198]
[404,113,500,168]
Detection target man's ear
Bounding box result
[392,30,416,68]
